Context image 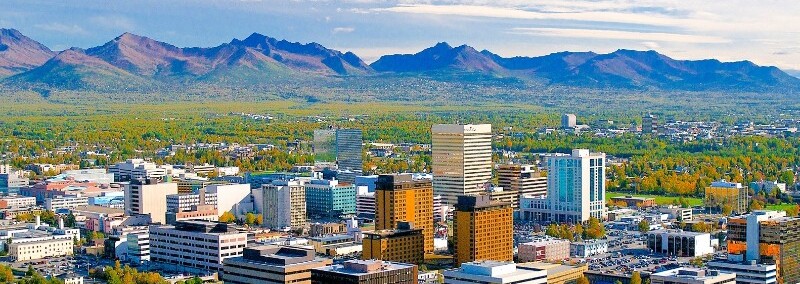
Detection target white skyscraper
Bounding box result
[431,124,493,205]
[519,149,606,223]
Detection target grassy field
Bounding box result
[606,192,704,207]
[765,203,799,211]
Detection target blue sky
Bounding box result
[3,0,799,69]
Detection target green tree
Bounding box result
[638,220,650,233]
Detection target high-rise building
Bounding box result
[453,195,513,266]
[305,179,356,219]
[375,174,434,253]
[124,180,178,224]
[726,210,800,283]
[314,129,337,163]
[443,261,548,284]
[222,245,332,284]
[497,164,547,197]
[149,221,247,273]
[362,221,425,264]
[336,129,363,183]
[431,124,492,205]
[561,114,577,129]
[519,149,606,223]
[642,113,658,134]
[311,260,418,284]
[705,180,748,215]
[263,180,306,229]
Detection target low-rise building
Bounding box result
[610,196,656,208]
[518,262,587,284]
[311,259,417,284]
[222,245,332,284]
[309,234,362,257]
[570,240,608,257]
[355,187,375,219]
[149,221,247,273]
[646,230,714,257]
[659,206,693,221]
[45,195,89,212]
[165,204,219,224]
[517,237,570,262]
[443,261,547,284]
[706,260,777,284]
[650,268,735,284]
[0,196,36,209]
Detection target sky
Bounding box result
[2,0,800,70]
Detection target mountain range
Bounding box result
[0,28,798,93]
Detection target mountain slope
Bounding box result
[0,28,55,77]
[371,42,505,73]
[229,33,372,75]
[6,48,151,91]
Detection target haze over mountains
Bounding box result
[0,28,798,93]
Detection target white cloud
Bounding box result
[641,41,660,50]
[510,28,729,44]
[89,16,136,31]
[332,27,355,34]
[34,23,88,35]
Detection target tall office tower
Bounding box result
[431,124,492,205]
[453,195,513,266]
[124,180,178,224]
[375,174,434,253]
[263,180,306,229]
[336,129,363,183]
[497,164,547,197]
[313,129,337,163]
[561,114,577,129]
[519,149,606,223]
[642,113,658,134]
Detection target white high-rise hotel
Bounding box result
[432,124,493,205]
[520,149,606,223]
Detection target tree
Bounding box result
[749,200,764,210]
[638,220,650,233]
[245,213,256,226]
[577,276,590,284]
[254,214,263,226]
[631,271,642,284]
[0,265,13,283]
[721,204,733,216]
[786,205,800,217]
[219,211,236,223]
[585,217,606,239]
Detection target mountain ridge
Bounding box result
[0,29,798,93]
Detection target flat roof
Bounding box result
[314,260,414,276]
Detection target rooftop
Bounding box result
[314,260,414,275]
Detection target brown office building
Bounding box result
[497,164,547,197]
[311,259,417,284]
[362,221,424,264]
[454,195,513,266]
[375,174,434,253]
[222,245,332,284]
